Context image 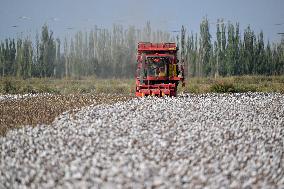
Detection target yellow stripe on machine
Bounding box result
[173,65,177,76]
[169,64,173,77]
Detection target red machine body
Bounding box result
[135,42,185,97]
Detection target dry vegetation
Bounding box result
[1,75,284,95]
[0,77,135,95]
[182,75,284,93]
[0,94,132,136]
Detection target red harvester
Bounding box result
[135,42,185,97]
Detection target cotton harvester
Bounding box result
[135,42,185,97]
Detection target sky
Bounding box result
[0,0,284,42]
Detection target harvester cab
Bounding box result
[135,42,185,97]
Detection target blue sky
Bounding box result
[0,0,284,42]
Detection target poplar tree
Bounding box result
[22,38,32,78]
[255,31,265,74]
[199,17,211,76]
[55,38,62,77]
[243,26,255,74]
[39,24,56,77]
[215,21,222,77]
[180,25,186,62]
[63,37,69,78]
[226,23,235,75]
[15,39,22,77]
[234,23,240,75]
[0,43,4,77]
[219,22,227,76]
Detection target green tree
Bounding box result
[255,31,265,74]
[215,20,222,77]
[88,30,98,76]
[0,43,4,77]
[63,37,69,78]
[31,33,41,77]
[55,38,63,78]
[226,23,236,75]
[181,25,186,61]
[39,24,56,77]
[234,23,240,75]
[219,22,227,76]
[22,38,33,78]
[199,17,212,76]
[265,41,272,75]
[243,25,255,74]
[185,33,195,77]
[16,38,23,77]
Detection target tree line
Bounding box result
[184,18,284,77]
[0,19,283,79]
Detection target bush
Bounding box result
[210,81,259,93]
[186,84,200,94]
[21,85,38,94]
[37,85,60,94]
[3,80,18,94]
[234,84,257,93]
[210,82,236,93]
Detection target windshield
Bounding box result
[146,57,169,77]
